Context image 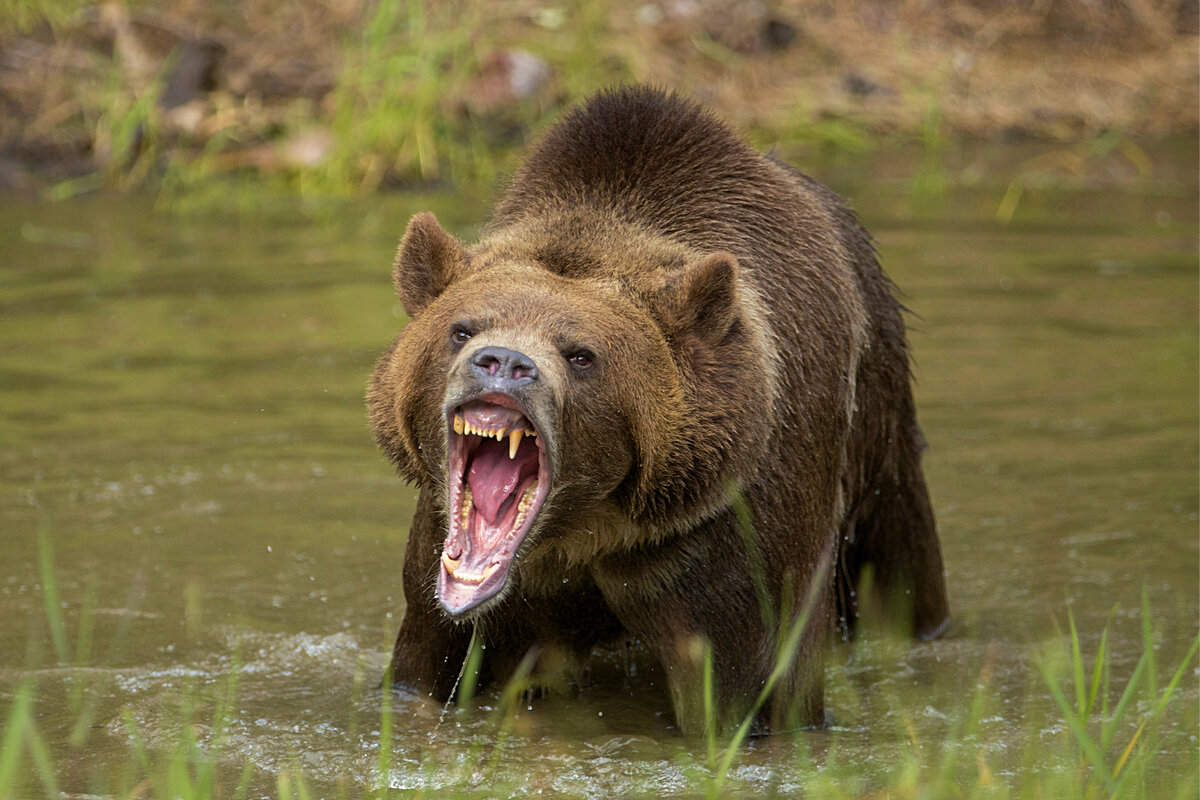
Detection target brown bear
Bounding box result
[368,86,949,734]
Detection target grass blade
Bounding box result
[1140,588,1158,700]
[375,661,394,799]
[457,627,484,708]
[712,559,828,794]
[23,716,60,800]
[1086,624,1108,718]
[0,681,34,797]
[1111,718,1147,778]
[1069,609,1086,717]
[36,525,68,663]
[1152,634,1198,718]
[1103,652,1148,753]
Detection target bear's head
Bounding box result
[369,211,775,617]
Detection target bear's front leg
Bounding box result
[593,511,830,735]
[389,489,473,701]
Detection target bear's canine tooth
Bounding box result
[453,414,464,435]
[441,551,461,574]
[508,429,524,458]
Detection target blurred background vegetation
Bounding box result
[0,0,1196,202]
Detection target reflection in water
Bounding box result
[0,145,1196,796]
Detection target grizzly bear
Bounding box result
[368,86,949,733]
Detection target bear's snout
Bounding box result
[469,346,539,391]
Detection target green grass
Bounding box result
[5,528,1197,798]
[320,0,487,195]
[21,0,636,204]
[0,0,92,33]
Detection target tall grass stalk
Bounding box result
[374,658,394,798]
[37,526,103,745]
[36,524,68,664]
[705,559,828,799]
[0,680,60,800]
[479,649,539,779]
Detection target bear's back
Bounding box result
[492,87,819,252]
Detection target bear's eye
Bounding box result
[450,326,473,347]
[566,350,595,372]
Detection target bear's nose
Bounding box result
[469,346,539,388]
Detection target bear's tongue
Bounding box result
[466,439,538,524]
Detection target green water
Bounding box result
[1,143,1197,796]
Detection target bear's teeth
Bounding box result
[454,416,515,441]
[510,483,539,535]
[517,482,537,511]
[441,550,461,574]
[456,412,535,445]
[447,562,501,585]
[460,484,473,527]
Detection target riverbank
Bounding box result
[2,0,1197,196]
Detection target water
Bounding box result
[1,143,1196,796]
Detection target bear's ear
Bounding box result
[661,251,740,349]
[394,212,466,318]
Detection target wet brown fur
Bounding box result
[368,87,950,734]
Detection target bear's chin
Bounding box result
[437,396,551,616]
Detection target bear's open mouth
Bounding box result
[438,395,550,615]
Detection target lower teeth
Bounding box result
[457,481,539,540]
[460,484,472,528]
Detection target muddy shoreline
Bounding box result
[2,1,1197,194]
